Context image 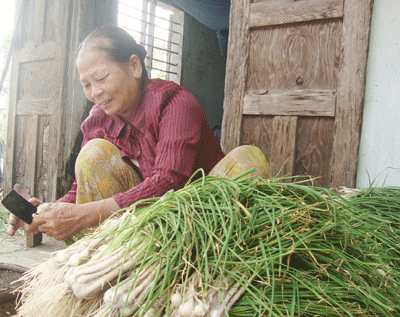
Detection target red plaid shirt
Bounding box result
[58,79,225,208]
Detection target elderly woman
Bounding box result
[7,26,270,242]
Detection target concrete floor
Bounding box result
[0,234,66,269]
[0,188,66,269]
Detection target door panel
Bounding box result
[247,20,342,90]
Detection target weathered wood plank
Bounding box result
[24,115,39,192]
[242,116,335,187]
[243,89,336,117]
[241,116,273,158]
[18,60,57,107]
[270,116,297,179]
[247,19,343,91]
[294,117,335,187]
[16,100,52,115]
[328,0,373,188]
[250,0,344,28]
[221,0,251,154]
[34,0,47,44]
[44,0,56,42]
[26,232,42,248]
[12,115,38,246]
[36,116,50,202]
[241,116,297,179]
[18,42,56,63]
[14,117,32,187]
[3,50,20,193]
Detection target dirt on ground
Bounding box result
[0,188,65,316]
[0,302,17,317]
[0,264,25,317]
[0,235,65,316]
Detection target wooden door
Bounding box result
[221,0,373,188]
[4,0,118,202]
[4,0,73,202]
[4,0,117,246]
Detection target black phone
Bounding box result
[1,189,37,224]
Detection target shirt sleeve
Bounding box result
[56,181,78,203]
[113,86,205,208]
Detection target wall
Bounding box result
[356,0,400,187]
[180,14,227,131]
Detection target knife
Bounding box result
[1,184,37,224]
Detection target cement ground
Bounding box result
[0,234,66,269]
[0,232,66,316]
[0,188,66,270]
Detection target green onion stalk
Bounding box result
[15,170,400,317]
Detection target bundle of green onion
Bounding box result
[15,171,400,317]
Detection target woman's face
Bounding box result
[77,49,143,122]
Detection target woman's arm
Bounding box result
[17,198,121,241]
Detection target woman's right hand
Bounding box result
[7,197,43,236]
[7,213,26,236]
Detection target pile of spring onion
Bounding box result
[14,171,400,316]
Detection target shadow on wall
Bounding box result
[181,14,227,131]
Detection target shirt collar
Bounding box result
[128,78,151,133]
[106,115,126,138]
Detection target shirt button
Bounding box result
[127,124,131,129]
[137,150,141,155]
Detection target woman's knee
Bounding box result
[229,145,262,156]
[75,139,120,170]
[235,145,270,178]
[210,145,270,179]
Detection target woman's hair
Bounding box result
[77,25,148,85]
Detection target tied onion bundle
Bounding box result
[14,170,400,317]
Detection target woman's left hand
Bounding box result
[31,198,120,241]
[32,203,88,241]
